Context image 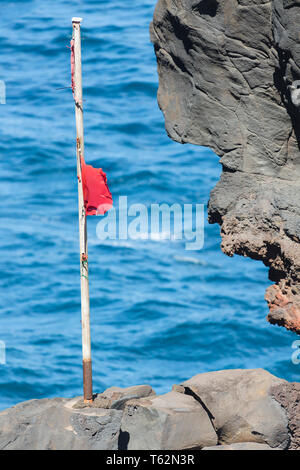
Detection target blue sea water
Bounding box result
[0,0,298,411]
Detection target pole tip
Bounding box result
[72,17,83,23]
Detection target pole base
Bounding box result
[83,359,93,402]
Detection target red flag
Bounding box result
[80,156,113,216]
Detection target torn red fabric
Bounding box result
[80,156,113,216]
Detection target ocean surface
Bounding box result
[0,0,298,411]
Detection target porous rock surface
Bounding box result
[150,0,300,334]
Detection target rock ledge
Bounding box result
[0,369,298,450]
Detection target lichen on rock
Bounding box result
[150,0,300,334]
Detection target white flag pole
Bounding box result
[72,17,93,403]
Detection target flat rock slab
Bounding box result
[173,369,289,449]
[0,397,122,450]
[203,442,278,451]
[74,384,155,410]
[120,391,217,450]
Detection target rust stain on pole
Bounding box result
[83,359,93,403]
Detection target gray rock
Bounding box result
[0,371,297,450]
[173,369,290,449]
[203,442,278,450]
[151,0,300,334]
[272,381,300,450]
[0,397,122,450]
[120,390,218,450]
[73,384,155,410]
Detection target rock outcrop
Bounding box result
[0,370,298,450]
[150,0,300,334]
[173,368,289,448]
[120,390,218,450]
[73,384,155,410]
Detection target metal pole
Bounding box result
[72,17,93,403]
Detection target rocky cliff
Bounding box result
[150,0,300,333]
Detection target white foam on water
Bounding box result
[174,255,207,265]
